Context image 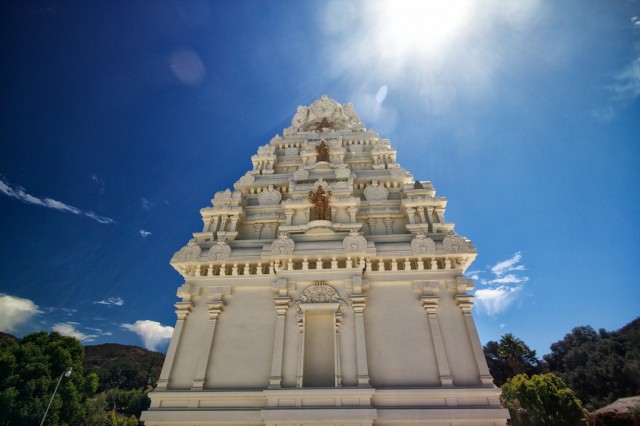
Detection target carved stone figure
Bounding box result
[315,140,330,162]
[172,239,202,262]
[308,185,332,221]
[271,232,295,256]
[291,105,308,128]
[364,180,389,201]
[293,169,309,181]
[258,184,282,206]
[343,230,368,253]
[208,239,231,261]
[411,232,436,255]
[443,235,467,253]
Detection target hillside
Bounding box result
[83,343,165,392]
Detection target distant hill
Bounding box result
[83,343,165,392]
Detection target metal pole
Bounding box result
[40,368,71,426]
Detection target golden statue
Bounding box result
[308,185,332,221]
[315,140,330,162]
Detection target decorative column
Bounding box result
[191,286,231,389]
[156,284,194,390]
[253,223,264,239]
[348,206,358,223]
[405,207,416,225]
[414,281,453,386]
[367,218,377,235]
[334,312,343,387]
[383,218,393,235]
[228,215,240,232]
[295,312,305,388]
[269,279,291,388]
[455,278,494,386]
[349,276,370,387]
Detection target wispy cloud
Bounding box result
[93,296,124,307]
[0,294,41,333]
[610,57,640,100]
[0,176,115,224]
[86,327,113,336]
[139,229,151,238]
[468,252,529,316]
[121,320,173,351]
[52,322,98,342]
[91,174,105,194]
[141,198,155,210]
[491,252,525,277]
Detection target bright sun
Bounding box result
[373,0,472,57]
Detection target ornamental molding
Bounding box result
[257,144,276,156]
[411,232,436,255]
[442,235,468,253]
[389,164,407,177]
[258,185,282,206]
[293,169,309,181]
[284,147,299,156]
[295,281,346,312]
[237,172,255,185]
[271,232,295,256]
[284,95,364,135]
[208,239,232,261]
[290,178,351,193]
[335,166,351,179]
[364,181,389,201]
[172,239,202,262]
[343,230,368,254]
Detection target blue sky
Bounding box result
[1,1,638,356]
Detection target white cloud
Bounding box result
[0,294,40,333]
[91,174,105,194]
[0,176,115,224]
[468,251,529,316]
[139,229,152,238]
[475,286,523,316]
[490,251,524,277]
[93,296,124,306]
[52,323,97,342]
[611,57,640,100]
[141,198,155,210]
[489,274,529,285]
[121,320,174,351]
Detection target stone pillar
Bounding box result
[350,276,370,387]
[295,312,305,388]
[405,207,416,225]
[334,312,343,387]
[348,206,358,223]
[284,209,294,226]
[156,284,193,390]
[367,217,377,235]
[253,223,264,239]
[269,279,290,388]
[228,215,240,232]
[383,218,393,235]
[191,286,231,389]
[421,296,453,386]
[455,279,494,386]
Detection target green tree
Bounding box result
[544,319,640,410]
[501,373,584,426]
[484,333,546,386]
[0,331,99,425]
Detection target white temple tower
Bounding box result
[142,96,509,425]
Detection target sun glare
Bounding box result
[375,0,472,57]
